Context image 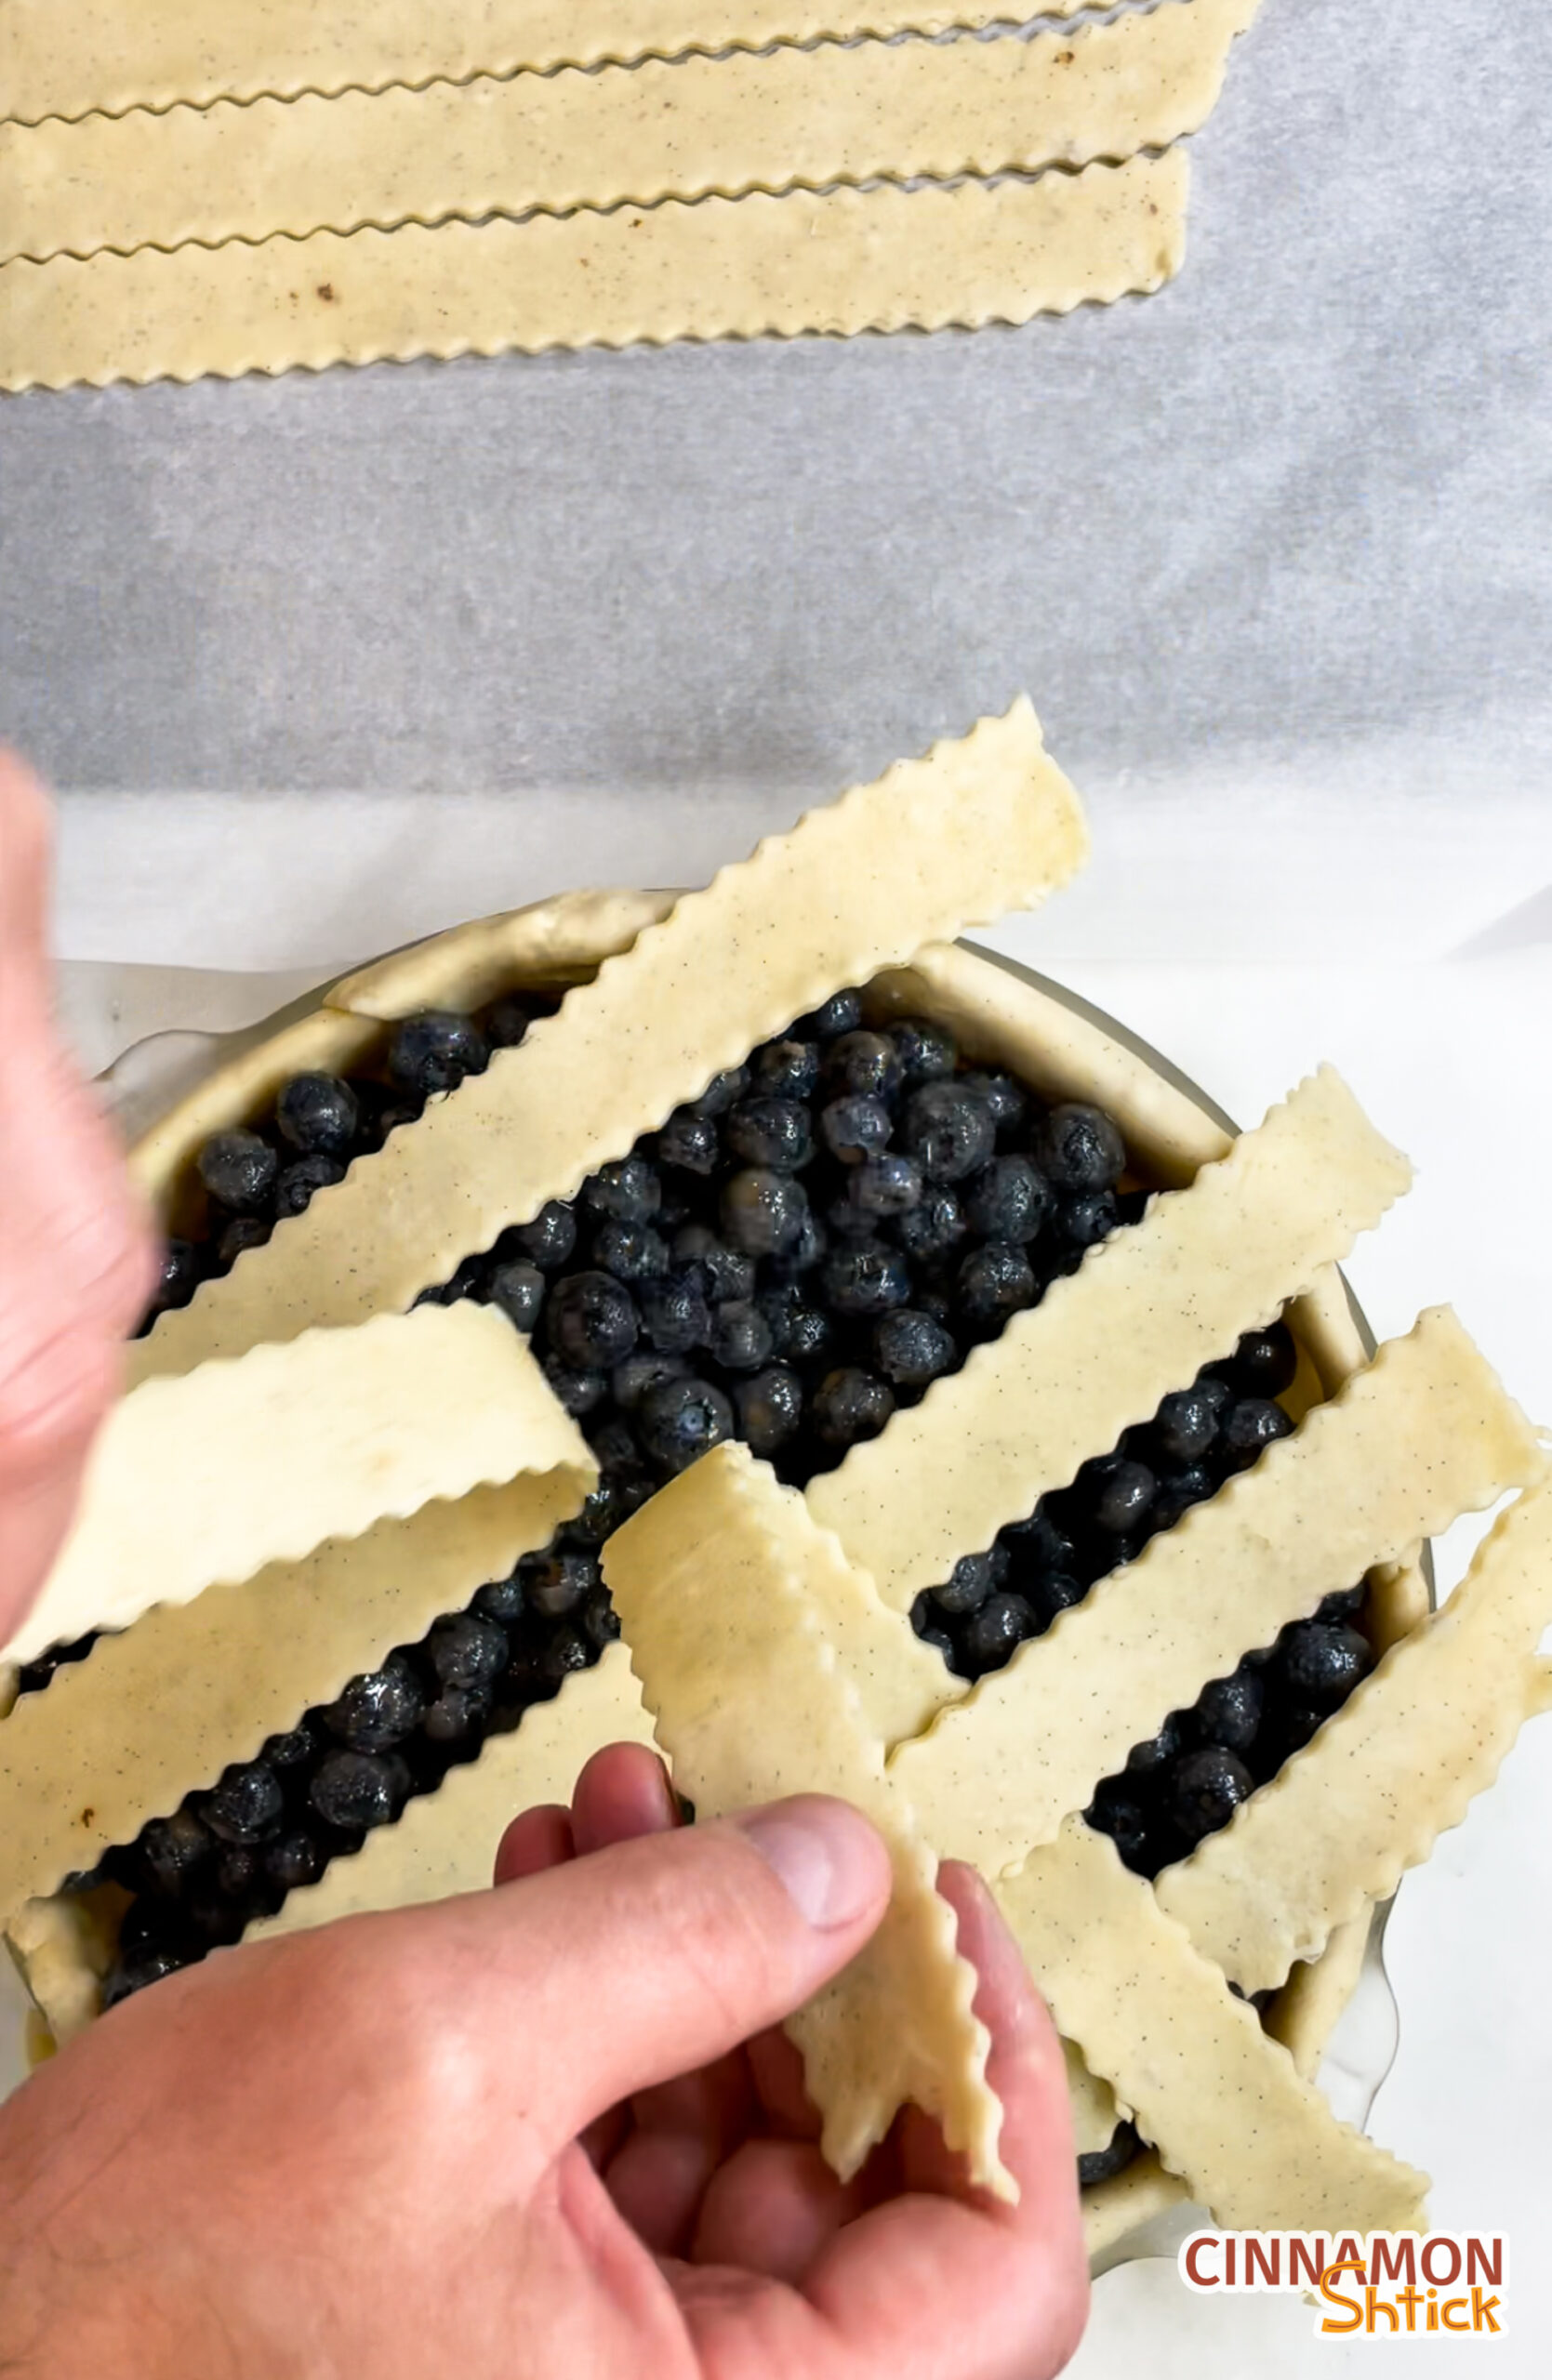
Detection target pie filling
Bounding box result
[19,984,1375,2186]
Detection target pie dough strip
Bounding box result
[4,1302,589,1668]
[894,1307,1542,1875]
[807,1065,1413,1610]
[1,6,1254,265]
[604,1443,1013,2198]
[249,1642,656,1941]
[126,698,1090,1381]
[0,159,1187,395]
[1156,1470,1552,1991]
[996,1817,1430,2235]
[0,1473,590,1922]
[0,0,1095,126]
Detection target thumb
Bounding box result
[427,1794,891,2150]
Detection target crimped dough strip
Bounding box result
[250,1643,656,1941]
[1157,1470,1552,1990]
[0,0,1096,125]
[604,1444,1013,2198]
[894,1308,1543,1875]
[0,1474,590,1922]
[997,1818,1430,2235]
[126,700,1088,1381]
[4,1303,590,1668]
[0,159,1187,394]
[1,7,1254,265]
[807,1067,1413,1609]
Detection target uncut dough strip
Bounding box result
[604,1443,1012,2197]
[806,1066,1413,1610]
[894,1307,1542,1875]
[0,1472,591,1920]
[126,698,1088,1381]
[0,157,1187,395]
[0,0,1096,126]
[4,1304,584,1668]
[1157,1471,1552,1990]
[997,1818,1429,2234]
[1,6,1254,264]
[250,1643,656,1941]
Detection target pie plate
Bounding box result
[0,900,1428,2272]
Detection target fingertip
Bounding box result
[494,1802,575,1885]
[571,1740,679,1858]
[728,1794,891,1936]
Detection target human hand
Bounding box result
[0,1745,1088,2379]
[0,754,156,1646]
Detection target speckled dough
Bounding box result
[4,1303,589,1669]
[0,0,1095,124]
[894,1308,1542,1875]
[124,701,1089,1380]
[806,1067,1413,1610]
[0,157,1188,393]
[1157,1469,1552,1990]
[604,1444,1013,2198]
[250,1643,656,1940]
[0,7,1254,263]
[996,1818,1430,2236]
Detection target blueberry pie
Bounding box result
[3,701,1547,2265]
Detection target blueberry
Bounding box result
[541,1624,594,1686]
[783,1304,834,1368]
[823,1245,913,1318]
[547,1270,639,1369]
[582,1157,661,1223]
[1036,1103,1126,1193]
[799,990,863,1040]
[215,1844,261,1900]
[262,1724,320,1775]
[1002,1506,1076,1580]
[322,1652,426,1752]
[485,1259,547,1332]
[960,1070,1028,1145]
[638,1375,735,1474]
[582,1585,622,1650]
[893,1189,966,1263]
[1168,1746,1254,1845]
[887,1017,957,1085]
[725,1097,814,1173]
[673,1226,758,1304]
[352,1084,422,1151]
[873,1308,956,1390]
[276,1071,360,1158]
[955,1241,1036,1333]
[1191,1665,1264,1755]
[217,1216,272,1268]
[1228,1320,1299,1398]
[310,1750,403,1833]
[963,1156,1053,1246]
[960,1592,1037,1674]
[513,1201,578,1274]
[426,1613,508,1689]
[388,1011,488,1099]
[422,1682,495,1746]
[474,1571,526,1625]
[592,1220,670,1285]
[1126,1713,1184,1781]
[1087,1778,1153,1871]
[1029,1570,1086,1631]
[1276,1620,1373,1710]
[1258,1699,1326,1769]
[202,1761,285,1846]
[827,1194,882,1247]
[142,1237,200,1326]
[849,1155,923,1217]
[656,1109,721,1175]
[1221,1396,1294,1470]
[639,1273,711,1355]
[614,1351,691,1412]
[274,1154,345,1218]
[735,1365,804,1458]
[690,1065,750,1118]
[820,1094,893,1166]
[1079,2122,1144,2188]
[915,1620,959,1672]
[900,1082,996,1184]
[1150,1464,1217,1530]
[197,1129,277,1215]
[749,1037,821,1102]
[139,1808,213,1898]
[720,1169,809,1259]
[1081,1456,1156,1536]
[264,1830,327,1893]
[931,1548,1006,1617]
[102,1947,190,2011]
[823,1030,902,1104]
[542,1355,608,1419]
[709,1300,774,1374]
[1318,1582,1368,1624]
[484,994,532,1050]
[1154,1379,1231,1465]
[813,1368,895,1448]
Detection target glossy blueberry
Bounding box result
[1276,1619,1373,1710]
[767,1209,827,1279]
[900,1081,996,1184]
[735,1365,805,1459]
[197,1129,277,1215]
[812,1367,895,1449]
[582,1584,622,1650]
[963,1155,1053,1245]
[1079,2122,1144,2188]
[310,1750,404,1833]
[139,1809,213,1898]
[526,1552,601,1620]
[541,1624,594,1686]
[690,1064,750,1118]
[547,1270,639,1369]
[955,1241,1036,1333]
[1036,1102,1126,1194]
[656,1107,721,1175]
[542,1355,608,1418]
[421,1682,495,1747]
[474,1570,527,1625]
[664,1222,740,1291]
[144,1237,199,1323]
[1028,1569,1086,1631]
[638,1375,736,1474]
[613,1351,691,1413]
[322,1652,426,1752]
[484,994,532,1050]
[262,1723,320,1775]
[1081,1455,1156,1536]
[582,1157,661,1223]
[1318,1582,1368,1624]
[1227,1320,1299,1398]
[1087,1779,1152,1871]
[914,1619,958,1672]
[1221,1395,1294,1470]
[484,1259,546,1332]
[1154,1378,1231,1465]
[202,1761,285,1846]
[276,1071,359,1157]
[274,1154,345,1218]
[1150,1464,1217,1530]
[103,1947,189,2010]
[1057,1189,1120,1251]
[848,1154,923,1218]
[888,1016,957,1085]
[1126,1713,1185,1781]
[820,1094,892,1166]
[931,1548,1007,1618]
[823,1245,912,1318]
[426,1612,509,1689]
[822,1030,902,1104]
[725,1096,814,1173]
[782,1303,834,1368]
[873,1308,956,1390]
[214,1844,260,1901]
[1192,1665,1265,1755]
[960,1592,1037,1674]
[826,1193,882,1247]
[799,990,863,1040]
[638,1273,711,1354]
[1168,1746,1254,1845]
[513,1201,578,1274]
[264,1830,327,1893]
[893,1188,966,1263]
[749,1036,822,1102]
[388,1010,489,1099]
[720,1168,809,1259]
[592,1220,670,1285]
[709,1300,774,1373]
[960,1070,1028,1145]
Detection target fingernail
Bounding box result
[733,1795,886,1931]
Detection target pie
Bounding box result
[3,702,1546,2267]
